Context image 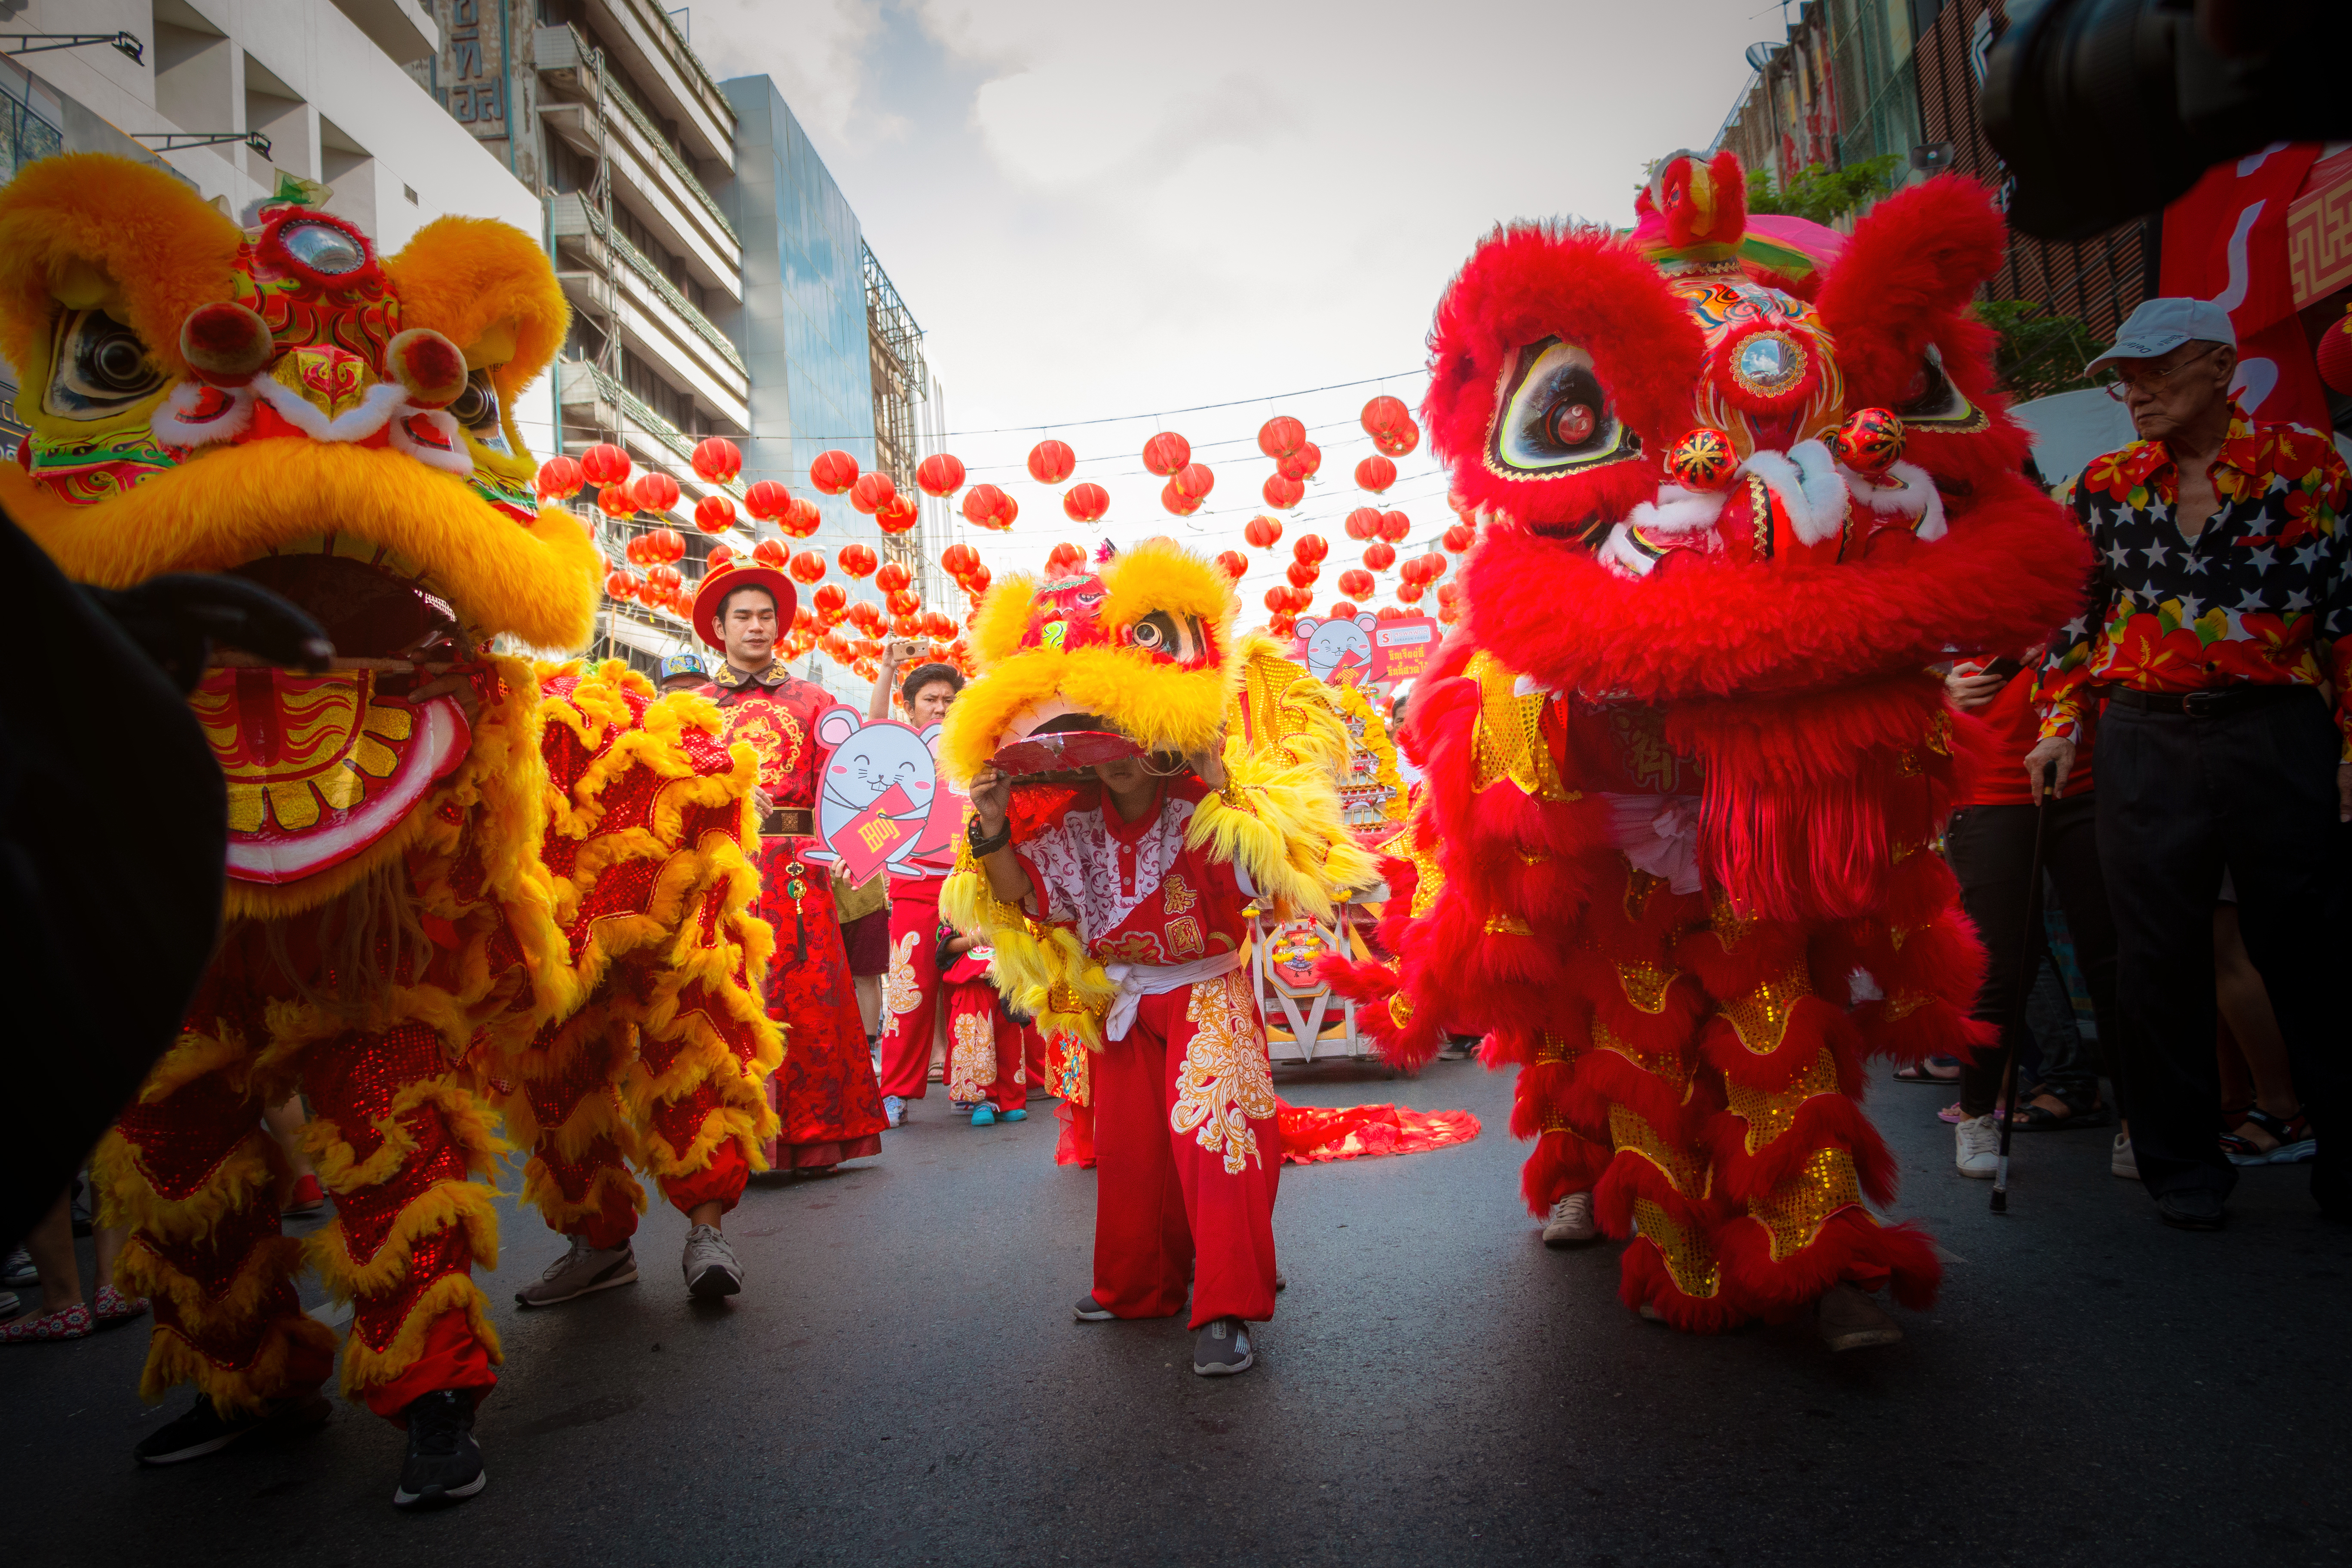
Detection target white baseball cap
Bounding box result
[2086,297,2237,374]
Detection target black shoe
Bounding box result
[2158,1189,2227,1231]
[392,1389,486,1510]
[134,1390,331,1466]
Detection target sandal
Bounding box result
[2009,1081,2109,1131]
[2221,1108,2316,1167]
[1,1301,93,1342]
[1894,1056,1961,1084]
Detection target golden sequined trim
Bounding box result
[882,931,922,1017]
[1633,1197,1723,1299]
[1882,990,1935,1022]
[1400,808,1446,919]
[1722,1047,1842,1154]
[1616,959,1681,1014]
[1749,1147,1863,1262]
[1592,1020,1687,1087]
[1624,866,1665,923]
[1465,652,1578,802]
[1608,1105,1711,1197]
[1707,886,1754,951]
[1169,970,1277,1176]
[1484,913,1534,935]
[1534,1031,1583,1065]
[1719,966,1812,1056]
[1385,989,1414,1028]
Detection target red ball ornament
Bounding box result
[838,542,879,579]
[1161,478,1203,517]
[632,471,682,514]
[1262,473,1305,510]
[1377,509,1409,543]
[875,560,911,594]
[1338,567,1375,598]
[1665,426,1740,491]
[1213,549,1247,579]
[536,454,585,501]
[1363,540,1396,571]
[1027,440,1077,485]
[691,437,742,484]
[1291,532,1329,565]
[1354,455,1397,493]
[752,538,790,571]
[1243,514,1283,549]
[743,480,791,521]
[1344,506,1381,541]
[876,493,920,535]
[1063,482,1110,524]
[1442,521,1475,552]
[1257,415,1307,460]
[579,443,631,487]
[1277,442,1322,482]
[788,550,827,585]
[1825,408,1906,478]
[917,453,966,497]
[1360,395,1410,437]
[694,493,736,534]
[809,450,860,495]
[1142,432,1191,477]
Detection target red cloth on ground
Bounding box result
[755,835,887,1169]
[1958,663,2095,806]
[1274,1097,1482,1164]
[876,878,944,1100]
[362,1308,497,1421]
[1089,978,1279,1329]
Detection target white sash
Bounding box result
[1100,950,1246,1041]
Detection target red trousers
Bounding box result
[1090,972,1279,1329]
[876,879,945,1100]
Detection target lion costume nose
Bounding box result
[180,302,275,387]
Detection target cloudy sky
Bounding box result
[686,0,1775,607]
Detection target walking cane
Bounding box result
[1991,760,2058,1214]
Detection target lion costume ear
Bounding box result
[383,216,568,410]
[0,153,241,390]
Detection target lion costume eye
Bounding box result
[44,309,165,420]
[1127,609,1205,665]
[447,368,511,453]
[1893,343,1987,432]
[1487,337,1638,478]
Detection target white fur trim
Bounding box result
[150,381,254,447]
[249,375,407,443]
[1597,522,1657,579]
[1622,482,1729,536]
[1843,459,1948,541]
[1741,440,1850,547]
[386,409,473,474]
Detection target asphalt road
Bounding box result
[4,1055,2346,1568]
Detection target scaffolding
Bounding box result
[864,239,930,589]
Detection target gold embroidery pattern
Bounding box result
[1719,966,1813,1055]
[1466,652,1578,801]
[1592,1019,1685,1086]
[947,1006,996,1101]
[1722,1047,1842,1154]
[1403,821,1446,919]
[1750,1146,1864,1261]
[1633,1197,1723,1299]
[1608,1105,1711,1197]
[1484,913,1534,935]
[882,931,922,1017]
[1534,1031,1583,1065]
[1167,914,1204,959]
[1170,971,1277,1176]
[1882,990,1936,1022]
[1385,989,1415,1028]
[1616,959,1681,1014]
[1162,873,1197,915]
[1605,705,1681,793]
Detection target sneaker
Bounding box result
[1193,1316,1255,1376]
[0,1301,92,1342]
[1954,1114,2001,1179]
[2111,1133,2138,1179]
[392,1389,485,1510]
[1072,1293,1117,1322]
[883,1095,906,1129]
[134,1390,331,1466]
[0,1290,17,1318]
[1,1247,34,1288]
[1001,1107,1027,1123]
[514,1237,637,1308]
[2157,1189,2226,1231]
[681,1225,742,1298]
[1816,1283,1903,1352]
[94,1283,149,1324]
[1542,1191,1599,1247]
[971,1103,996,1127]
[284,1174,326,1217]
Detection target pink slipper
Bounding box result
[1,1301,92,1342]
[95,1283,148,1323]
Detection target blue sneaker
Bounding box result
[1001,1108,1027,1122]
[971,1104,996,1127]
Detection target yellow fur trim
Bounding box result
[116,1229,305,1334]
[517,1157,646,1234]
[96,1127,282,1246]
[1225,633,1352,777]
[1189,761,1379,917]
[383,215,568,410]
[307,1179,502,1299]
[302,1080,507,1195]
[140,1314,340,1416]
[1099,536,1238,645]
[339,1272,505,1396]
[940,858,1118,1048]
[133,1026,258,1107]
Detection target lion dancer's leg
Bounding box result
[1681,894,1943,1346]
[506,1015,647,1308]
[101,1025,339,1464]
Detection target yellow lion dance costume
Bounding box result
[0,156,779,1502]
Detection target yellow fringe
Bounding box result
[1188,760,1378,917]
[301,1079,508,1194]
[516,1156,646,1234]
[94,1127,282,1245]
[116,1230,306,1333]
[140,1314,340,1417]
[338,1272,505,1397]
[306,1178,503,1300]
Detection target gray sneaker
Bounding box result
[681,1224,742,1298]
[1542,1191,1600,1246]
[2,1246,35,1288]
[1192,1316,1254,1376]
[514,1237,637,1308]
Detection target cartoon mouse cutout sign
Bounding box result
[1289,611,1436,689]
[800,709,962,883]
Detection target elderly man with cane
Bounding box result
[2027,298,2351,1231]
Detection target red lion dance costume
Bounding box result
[0,156,779,1503]
[1329,153,2087,1335]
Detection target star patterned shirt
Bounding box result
[2038,402,2352,760]
[1014,777,1255,967]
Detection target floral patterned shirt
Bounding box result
[1014,777,1253,966]
[2038,402,2352,760]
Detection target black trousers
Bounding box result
[1944,796,2121,1119]
[2097,688,2347,1212]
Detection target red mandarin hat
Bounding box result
[691,564,797,652]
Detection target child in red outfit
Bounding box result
[939,926,1030,1125]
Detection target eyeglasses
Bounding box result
[2103,343,2221,401]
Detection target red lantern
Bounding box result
[1397,581,1425,603]
[693,493,735,534]
[1344,506,1381,541]
[1242,514,1283,549]
[1142,431,1191,477]
[1338,568,1375,599]
[1285,560,1319,591]
[1361,395,1411,437]
[2317,311,2352,394]
[651,527,686,563]
[1063,482,1110,524]
[1161,479,1203,517]
[1329,599,1359,620]
[623,534,649,567]
[886,588,922,618]
[963,484,1014,530]
[848,600,885,635]
[962,562,992,595]
[1291,533,1328,565]
[1213,549,1247,579]
[784,497,822,538]
[1269,612,1295,639]
[1262,474,1304,510]
[1443,521,1475,552]
[1277,442,1321,482]
[706,544,735,573]
[875,560,911,594]
[1377,510,1410,543]
[645,562,682,593]
[1173,462,1215,501]
[1045,541,1087,575]
[940,542,980,579]
[813,582,846,616]
[632,471,682,514]
[788,550,826,585]
[849,470,896,514]
[1364,540,1396,571]
[809,450,859,494]
[603,569,636,599]
[1263,587,1291,614]
[1355,455,1396,493]
[691,436,742,484]
[1420,551,1449,582]
[744,480,791,521]
[876,493,919,535]
[752,538,789,571]
[579,443,630,487]
[917,453,966,497]
[597,486,638,521]
[536,454,585,500]
[838,542,878,579]
[1256,415,1307,460]
[1027,439,1077,485]
[1374,420,1420,457]
[924,610,956,638]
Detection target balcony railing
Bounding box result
[553,193,747,379]
[569,357,745,500]
[538,24,739,248]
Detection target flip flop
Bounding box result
[1894,1057,1961,1084]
